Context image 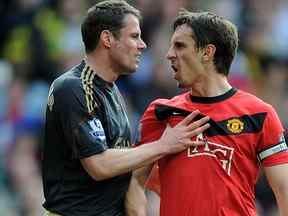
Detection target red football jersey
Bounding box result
[137,88,288,216]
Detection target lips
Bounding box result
[170,65,178,80]
[169,62,181,81]
[135,53,142,61]
[134,56,140,64]
[171,65,178,72]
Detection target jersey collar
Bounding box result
[81,59,114,89]
[189,88,237,104]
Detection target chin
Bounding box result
[130,65,138,72]
[122,68,136,75]
[177,81,191,89]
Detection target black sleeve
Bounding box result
[53,78,108,159]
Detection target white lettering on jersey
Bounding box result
[188,133,234,175]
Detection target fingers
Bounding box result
[177,110,200,126]
[186,123,210,137]
[186,116,210,131]
[184,140,206,147]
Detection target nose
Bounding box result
[166,46,175,60]
[138,38,147,50]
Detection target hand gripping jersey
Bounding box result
[137,88,288,216]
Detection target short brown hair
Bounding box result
[81,0,141,53]
[173,10,238,75]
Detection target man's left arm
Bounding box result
[125,165,153,216]
[264,164,288,216]
[258,106,288,215]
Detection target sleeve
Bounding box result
[257,105,288,167]
[53,79,108,159]
[135,102,166,146]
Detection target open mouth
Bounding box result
[171,65,178,72]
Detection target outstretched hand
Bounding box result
[159,110,210,154]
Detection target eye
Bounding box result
[132,33,140,39]
[174,41,185,49]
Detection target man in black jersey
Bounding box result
[42,1,210,216]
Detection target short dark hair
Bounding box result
[81,0,141,53]
[173,10,238,76]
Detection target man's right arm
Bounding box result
[53,80,209,181]
[81,110,210,181]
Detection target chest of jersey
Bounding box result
[155,107,263,215]
[92,87,131,149]
[162,108,265,174]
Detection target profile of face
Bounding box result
[166,24,206,88]
[109,14,147,75]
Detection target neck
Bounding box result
[190,73,232,97]
[85,51,119,83]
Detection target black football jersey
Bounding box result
[42,60,131,216]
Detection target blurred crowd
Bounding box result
[0,0,287,215]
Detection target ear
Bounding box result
[99,30,114,49]
[202,44,216,62]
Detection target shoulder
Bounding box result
[47,64,88,111]
[142,92,188,119]
[235,89,275,113]
[148,92,188,109]
[51,68,83,97]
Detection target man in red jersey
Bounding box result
[125,10,288,216]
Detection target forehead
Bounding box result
[171,24,194,43]
[120,14,141,34]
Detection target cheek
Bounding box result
[121,44,135,60]
[116,45,130,59]
[182,55,198,70]
[122,40,135,51]
[182,55,202,72]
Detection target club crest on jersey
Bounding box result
[227,118,244,134]
[88,118,106,141]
